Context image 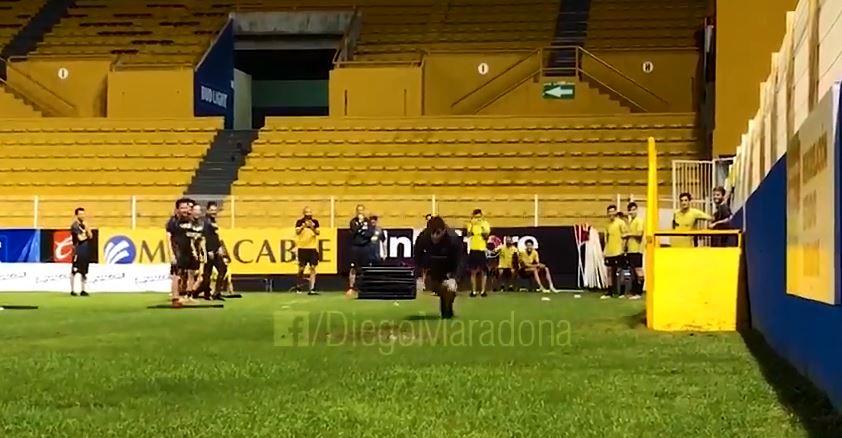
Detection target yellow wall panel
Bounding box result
[7,58,112,116]
[422,52,531,115]
[714,0,797,156]
[107,69,194,118]
[329,66,422,117]
[589,49,701,112]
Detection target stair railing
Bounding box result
[0,57,77,116]
[450,48,541,114]
[543,45,669,112]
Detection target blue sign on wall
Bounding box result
[195,18,234,128]
[0,229,40,263]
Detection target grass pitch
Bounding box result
[0,292,839,437]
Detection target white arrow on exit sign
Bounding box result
[544,85,574,98]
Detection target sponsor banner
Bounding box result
[335,226,579,288]
[0,229,40,263]
[337,228,415,270]
[39,229,99,263]
[220,228,338,275]
[0,263,170,292]
[786,83,840,304]
[99,228,170,265]
[194,18,234,128]
[98,227,339,275]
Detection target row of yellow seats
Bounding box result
[232,177,664,190]
[254,134,697,144]
[0,118,220,131]
[360,32,552,44]
[238,163,667,175]
[34,46,203,56]
[261,115,697,131]
[232,182,664,197]
[40,36,208,45]
[356,41,544,53]
[586,38,698,49]
[3,170,192,182]
[365,22,555,34]
[247,150,696,161]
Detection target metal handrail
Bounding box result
[0,57,77,116]
[332,8,362,66]
[450,48,539,110]
[551,45,668,105]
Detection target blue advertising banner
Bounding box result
[0,229,40,263]
[195,18,234,128]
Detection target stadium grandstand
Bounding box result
[0,0,706,229]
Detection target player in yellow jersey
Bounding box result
[465,209,491,297]
[496,236,518,291]
[295,206,321,295]
[602,205,628,299]
[624,202,644,300]
[672,192,712,247]
[518,240,559,293]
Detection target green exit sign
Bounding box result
[543,82,575,99]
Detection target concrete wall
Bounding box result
[107,69,194,118]
[714,0,798,156]
[329,66,422,116]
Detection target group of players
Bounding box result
[601,187,733,299]
[166,197,232,306]
[67,199,231,304]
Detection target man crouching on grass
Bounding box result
[414,216,463,319]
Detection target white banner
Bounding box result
[0,263,170,293]
[786,82,839,305]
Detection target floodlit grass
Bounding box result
[0,292,836,437]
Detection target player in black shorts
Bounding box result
[187,203,208,297]
[414,216,464,319]
[198,201,229,300]
[70,207,92,297]
[166,198,194,305]
[347,204,372,294]
[295,207,321,295]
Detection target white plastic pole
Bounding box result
[33,195,39,228]
[230,195,236,228]
[330,196,336,228]
[131,196,137,229]
[533,194,539,227]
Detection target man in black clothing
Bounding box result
[710,186,734,247]
[198,201,229,300]
[70,207,92,297]
[166,198,194,306]
[348,204,372,292]
[414,216,463,319]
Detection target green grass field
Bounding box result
[0,292,839,437]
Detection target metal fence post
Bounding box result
[230,195,236,228]
[533,194,539,227]
[330,196,336,228]
[131,196,137,229]
[33,195,39,228]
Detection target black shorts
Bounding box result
[626,253,643,268]
[350,245,371,270]
[298,248,319,267]
[71,250,90,276]
[468,250,486,270]
[175,252,195,271]
[499,268,514,279]
[605,255,625,268]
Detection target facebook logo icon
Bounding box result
[273,311,310,347]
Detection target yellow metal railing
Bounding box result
[0,57,77,116]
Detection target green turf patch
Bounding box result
[0,292,838,436]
